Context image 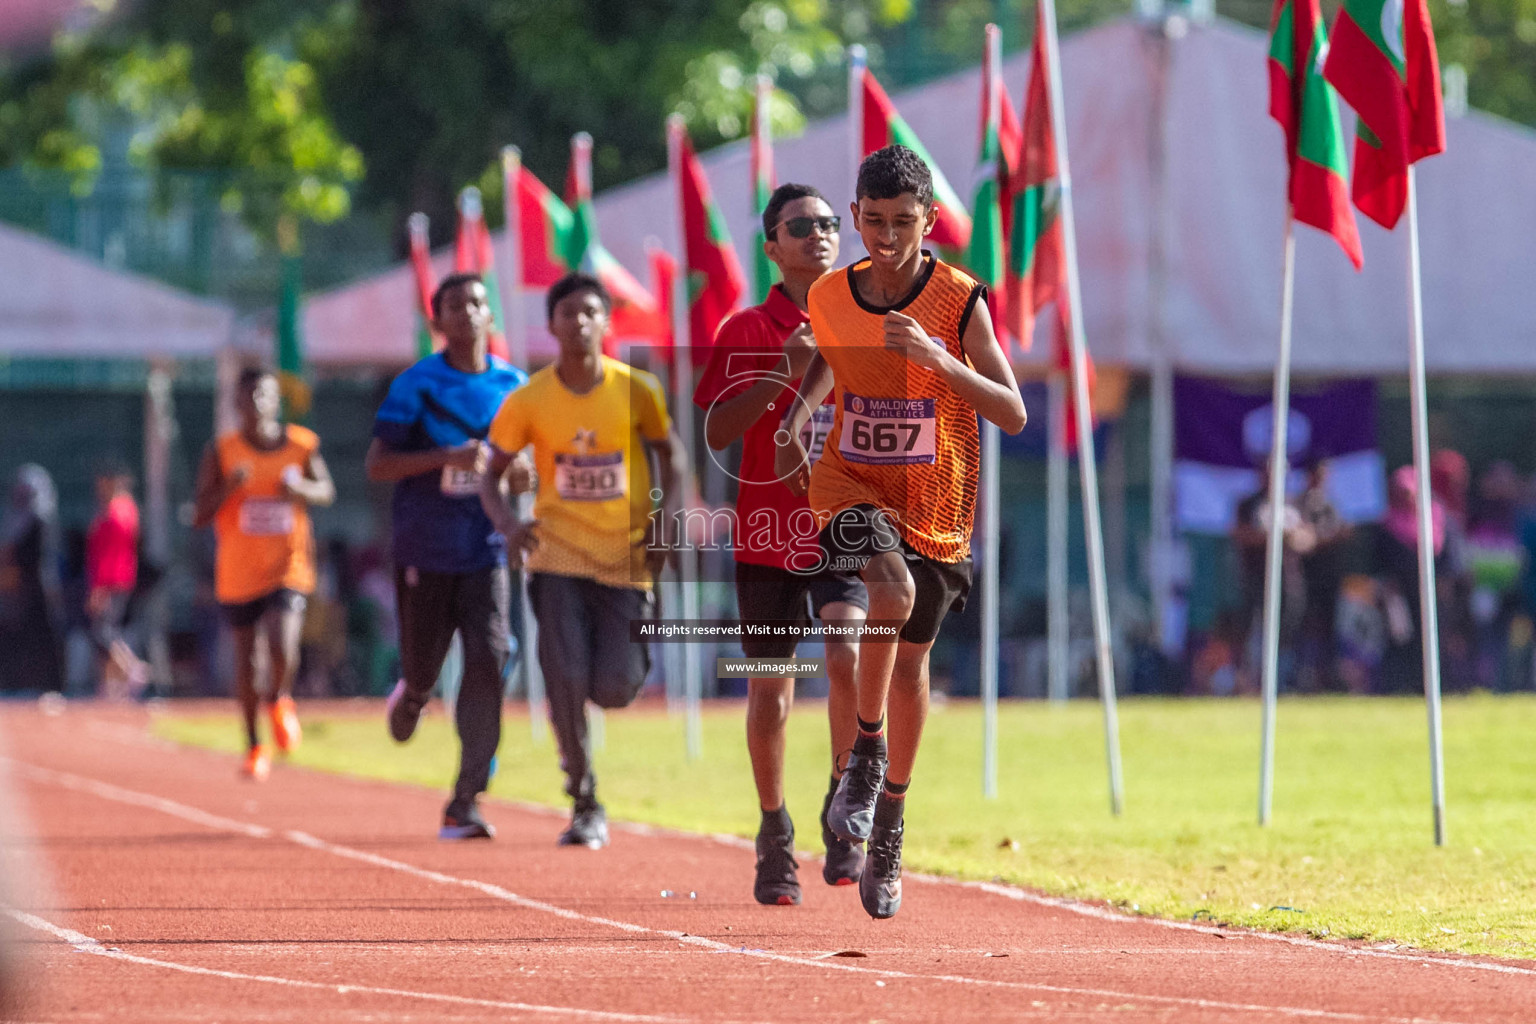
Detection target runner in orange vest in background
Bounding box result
[193,367,335,781]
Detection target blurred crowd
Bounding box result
[0,463,400,698]
[1200,450,1536,696]
[7,453,1536,700]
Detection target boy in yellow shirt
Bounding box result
[482,273,684,848]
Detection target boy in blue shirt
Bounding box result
[366,272,530,839]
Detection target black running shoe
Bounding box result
[558,803,609,849]
[821,785,864,886]
[753,824,801,906]
[439,803,495,840]
[827,750,886,843]
[860,819,904,919]
[386,680,426,743]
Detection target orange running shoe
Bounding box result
[241,745,272,782]
[270,696,301,753]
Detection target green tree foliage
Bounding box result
[1,0,1531,247]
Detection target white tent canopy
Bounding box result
[304,16,1536,374]
[0,222,235,359]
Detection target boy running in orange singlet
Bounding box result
[193,367,335,780]
[776,146,1026,918]
[695,183,868,905]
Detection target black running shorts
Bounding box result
[817,504,971,645]
[734,560,868,659]
[221,588,307,630]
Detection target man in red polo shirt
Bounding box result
[695,183,867,906]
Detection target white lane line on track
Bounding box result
[75,719,1536,980]
[3,909,686,1023]
[8,760,1486,1024]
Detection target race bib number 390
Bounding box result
[837,393,936,465]
[555,451,626,502]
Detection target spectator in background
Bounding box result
[1515,472,1536,691]
[1233,467,1315,692]
[0,465,64,692]
[1297,461,1349,691]
[1376,465,1445,693]
[1430,449,1474,690]
[86,462,149,697]
[1465,461,1524,690]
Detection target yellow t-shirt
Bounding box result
[488,356,671,589]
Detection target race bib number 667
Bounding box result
[837,393,936,465]
[555,451,627,502]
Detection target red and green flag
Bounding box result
[452,187,511,360]
[563,132,664,350]
[1323,0,1445,228]
[407,212,439,358]
[509,156,575,289]
[275,216,310,421]
[647,241,678,363]
[1005,5,1064,353]
[966,24,1008,339]
[997,87,1024,248]
[750,75,779,304]
[1267,0,1364,267]
[858,65,973,254]
[670,117,747,347]
[1008,5,1093,449]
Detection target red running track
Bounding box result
[1,701,1533,1023]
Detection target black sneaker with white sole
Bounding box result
[826,750,886,844]
[753,824,801,906]
[820,785,864,886]
[558,802,609,849]
[860,819,904,919]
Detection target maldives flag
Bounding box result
[1005,6,1063,354]
[997,87,1024,244]
[407,212,439,358]
[563,132,664,349]
[451,187,510,360]
[648,242,678,364]
[507,154,575,289]
[670,118,747,347]
[750,76,779,304]
[1008,6,1092,449]
[859,66,973,254]
[966,24,1008,340]
[1323,0,1445,228]
[1267,0,1363,267]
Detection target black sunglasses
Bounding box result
[774,215,841,239]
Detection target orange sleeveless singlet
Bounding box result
[212,425,319,604]
[806,255,986,563]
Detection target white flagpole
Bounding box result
[1047,369,1070,703]
[1258,208,1297,826]
[848,45,867,224]
[1406,166,1446,846]
[1041,0,1123,815]
[978,23,1004,800]
[667,115,704,762]
[499,146,547,746]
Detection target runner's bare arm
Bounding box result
[771,351,832,495]
[282,450,336,507]
[190,443,242,528]
[478,446,539,565]
[364,437,482,482]
[644,428,686,575]
[882,308,1026,433]
[704,324,817,450]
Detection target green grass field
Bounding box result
[155,694,1536,959]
